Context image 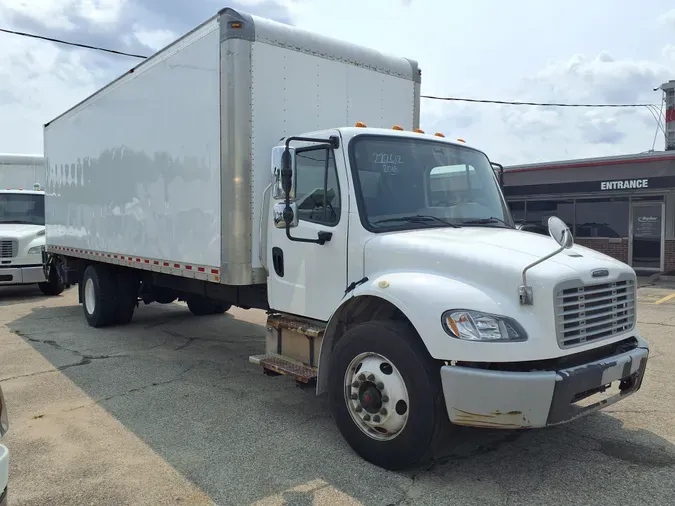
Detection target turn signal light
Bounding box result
[392,125,404,131]
[413,128,425,133]
[355,121,367,128]
[457,138,466,143]
[434,132,445,138]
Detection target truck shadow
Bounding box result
[0,285,50,307]
[5,302,675,506]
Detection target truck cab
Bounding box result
[258,123,648,469]
[0,186,64,295]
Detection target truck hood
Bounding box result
[363,226,628,286]
[0,223,45,239]
[362,226,637,361]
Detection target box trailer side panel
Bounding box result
[44,18,222,272]
[220,10,421,284]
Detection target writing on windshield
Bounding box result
[348,135,509,232]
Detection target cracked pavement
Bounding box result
[0,284,674,505]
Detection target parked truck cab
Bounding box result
[257,125,648,469]
[42,8,648,471]
[0,186,64,295]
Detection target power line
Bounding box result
[0,26,663,109]
[420,95,659,108]
[0,27,147,59]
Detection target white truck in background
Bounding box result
[42,8,649,470]
[0,154,63,294]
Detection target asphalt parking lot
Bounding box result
[0,283,674,506]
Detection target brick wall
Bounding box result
[575,238,629,263]
[666,240,675,273]
[575,238,675,273]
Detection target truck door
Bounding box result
[266,139,349,322]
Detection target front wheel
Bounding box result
[38,259,65,296]
[328,320,450,470]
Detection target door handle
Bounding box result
[272,247,284,277]
[317,231,332,245]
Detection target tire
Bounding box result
[328,320,450,470]
[212,301,231,314]
[113,273,138,325]
[81,265,117,328]
[38,260,65,296]
[187,295,231,316]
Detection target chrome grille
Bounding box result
[555,277,636,349]
[0,239,18,259]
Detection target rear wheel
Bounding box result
[328,320,449,470]
[186,295,231,316]
[82,265,117,328]
[113,272,138,325]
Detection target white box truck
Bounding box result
[42,8,649,470]
[0,154,63,293]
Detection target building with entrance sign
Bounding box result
[501,79,675,274]
[502,150,675,274]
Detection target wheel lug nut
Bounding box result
[352,381,360,388]
[380,408,387,415]
[358,373,366,381]
[367,374,375,381]
[382,395,389,403]
[355,405,363,412]
[376,382,384,389]
[363,414,371,421]
[350,393,358,400]
[373,415,381,423]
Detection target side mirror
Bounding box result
[273,201,298,229]
[271,146,295,200]
[548,216,573,249]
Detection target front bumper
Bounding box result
[440,336,649,429]
[0,265,46,285]
[0,444,7,506]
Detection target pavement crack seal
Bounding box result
[1,333,128,383]
[60,362,201,415]
[385,474,418,506]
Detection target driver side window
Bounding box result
[294,148,341,226]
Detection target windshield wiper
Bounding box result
[373,214,460,228]
[460,217,513,228]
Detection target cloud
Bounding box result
[0,0,673,166]
[0,0,293,154]
[658,8,675,29]
[529,51,669,104]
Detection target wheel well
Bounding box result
[316,295,418,395]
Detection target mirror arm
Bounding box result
[281,135,339,246]
[518,242,566,305]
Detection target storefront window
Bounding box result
[575,198,628,238]
[508,201,525,221]
[525,200,574,229]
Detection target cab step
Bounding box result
[249,353,317,383]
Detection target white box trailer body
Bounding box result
[43,9,419,287]
[0,153,44,190]
[43,8,649,471]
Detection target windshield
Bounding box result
[0,193,45,225]
[349,135,511,231]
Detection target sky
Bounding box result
[0,0,674,166]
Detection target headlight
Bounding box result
[28,246,44,255]
[441,310,527,342]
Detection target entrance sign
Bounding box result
[600,179,648,191]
